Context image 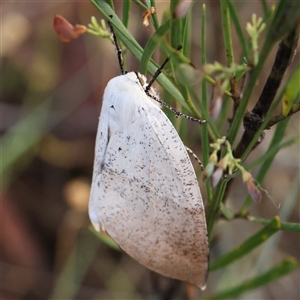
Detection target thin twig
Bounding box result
[230,77,242,116]
[234,24,300,158]
[267,101,300,127]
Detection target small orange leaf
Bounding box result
[53,15,87,42]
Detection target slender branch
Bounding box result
[267,101,300,127]
[230,77,242,115]
[252,26,300,119]
[234,24,299,158]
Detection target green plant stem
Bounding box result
[149,0,159,30]
[133,0,148,10]
[201,3,213,201]
[187,87,219,140]
[247,217,300,232]
[207,179,227,238]
[227,0,250,60]
[220,1,234,66]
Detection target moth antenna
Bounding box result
[145,45,182,93]
[146,92,206,124]
[145,57,170,93]
[107,17,126,75]
[144,46,205,123]
[185,146,204,170]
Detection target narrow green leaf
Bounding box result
[201,3,213,201]
[261,0,269,17]
[187,86,219,140]
[104,0,114,9]
[158,39,196,66]
[122,0,131,28]
[200,10,206,104]
[220,1,234,66]
[168,0,191,114]
[207,180,228,238]
[201,3,206,66]
[181,9,191,57]
[169,0,182,49]
[89,226,121,251]
[209,216,281,271]
[206,257,299,300]
[227,0,250,60]
[139,20,170,75]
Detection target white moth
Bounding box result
[89,71,209,290]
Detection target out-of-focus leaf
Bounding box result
[209,217,281,271]
[206,257,299,299]
[175,63,202,86]
[89,226,121,251]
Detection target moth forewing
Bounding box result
[89,72,209,289]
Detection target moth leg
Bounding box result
[185,146,204,170]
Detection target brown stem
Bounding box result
[267,101,300,127]
[230,77,241,115]
[234,25,299,158]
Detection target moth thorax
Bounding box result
[137,73,161,108]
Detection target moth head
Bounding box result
[134,72,160,104]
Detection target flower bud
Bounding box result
[218,153,229,170]
[242,169,252,183]
[211,167,223,187]
[209,151,218,164]
[247,179,262,203]
[202,161,215,182]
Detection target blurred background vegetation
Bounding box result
[1,1,299,299]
